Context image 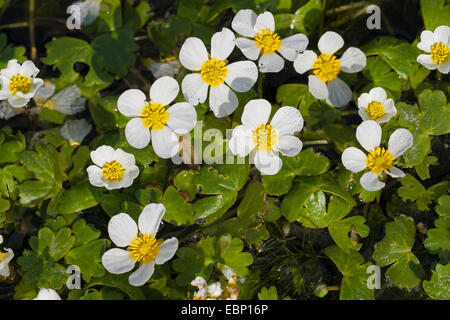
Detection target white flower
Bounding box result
[145,58,181,79]
[0,234,14,277]
[294,31,366,107]
[0,101,24,120]
[179,27,258,117]
[417,25,450,74]
[190,276,223,300]
[228,99,304,175]
[33,288,61,300]
[87,145,139,190]
[341,120,413,191]
[101,203,179,287]
[60,119,92,146]
[0,59,43,108]
[34,83,86,115]
[357,87,397,123]
[118,76,197,159]
[232,9,309,73]
[72,0,101,26]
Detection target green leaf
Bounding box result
[324,245,374,300]
[56,181,102,214]
[193,163,249,223]
[397,89,450,166]
[64,239,106,282]
[420,0,450,30]
[0,33,26,69]
[217,234,253,277]
[372,215,424,289]
[424,195,450,264]
[262,149,330,196]
[88,273,145,300]
[281,175,356,223]
[258,286,278,300]
[423,263,450,300]
[362,57,404,98]
[398,174,449,211]
[71,219,101,247]
[291,0,321,34]
[174,170,199,200]
[160,186,194,226]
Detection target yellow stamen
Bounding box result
[141,103,169,130]
[430,42,449,65]
[252,124,278,152]
[0,251,4,261]
[128,234,163,264]
[200,58,228,87]
[365,101,385,121]
[254,29,281,54]
[102,160,124,181]
[193,295,205,300]
[366,147,395,175]
[9,75,32,96]
[312,54,341,82]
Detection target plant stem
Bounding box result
[257,73,263,99]
[29,0,37,61]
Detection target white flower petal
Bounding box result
[270,106,304,135]
[326,77,352,107]
[20,60,40,78]
[48,85,85,115]
[167,102,197,134]
[228,125,254,157]
[125,118,151,149]
[138,203,166,236]
[179,37,209,71]
[8,95,28,108]
[437,60,450,74]
[1,59,20,78]
[433,25,450,45]
[388,128,413,157]
[225,61,258,92]
[368,87,387,102]
[360,171,385,191]
[275,135,303,157]
[181,73,209,106]
[118,89,147,117]
[108,213,138,247]
[318,31,344,55]
[342,147,367,172]
[207,282,223,298]
[417,30,434,52]
[211,27,235,60]
[254,11,275,33]
[356,120,382,153]
[232,9,257,38]
[149,76,179,106]
[34,289,61,300]
[209,83,238,117]
[293,50,317,74]
[151,126,179,158]
[278,34,309,61]
[235,38,260,60]
[254,151,282,175]
[339,47,366,73]
[102,248,136,274]
[87,165,105,188]
[128,261,155,287]
[357,92,371,108]
[387,166,405,178]
[91,145,115,166]
[259,53,284,73]
[308,75,328,99]
[241,99,271,128]
[417,54,438,70]
[155,237,178,265]
[113,148,136,168]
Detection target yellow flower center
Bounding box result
[0,251,4,261]
[9,75,32,96]
[365,101,385,121]
[200,58,228,87]
[312,54,341,82]
[252,124,278,152]
[141,103,169,130]
[102,160,124,181]
[128,234,163,264]
[366,147,395,175]
[255,29,281,54]
[193,295,206,300]
[430,42,449,65]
